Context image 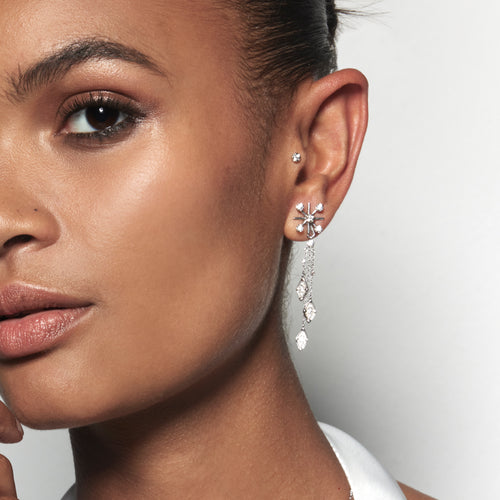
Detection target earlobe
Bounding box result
[284,69,368,241]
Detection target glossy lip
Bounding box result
[0,283,93,360]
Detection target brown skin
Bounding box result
[0,1,431,498]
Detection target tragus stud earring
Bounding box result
[294,202,324,350]
[291,152,302,164]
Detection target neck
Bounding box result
[69,320,350,499]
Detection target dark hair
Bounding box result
[222,0,343,121]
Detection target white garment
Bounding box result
[61,423,405,499]
[319,422,406,499]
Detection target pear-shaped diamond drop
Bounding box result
[296,330,308,350]
[296,277,308,301]
[303,300,316,323]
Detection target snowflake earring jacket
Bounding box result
[294,202,324,350]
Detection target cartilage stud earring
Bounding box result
[292,152,302,164]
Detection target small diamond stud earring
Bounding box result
[291,152,302,164]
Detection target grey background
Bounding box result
[2,1,499,499]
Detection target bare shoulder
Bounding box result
[398,482,438,500]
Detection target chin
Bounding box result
[1,372,163,432]
[3,388,97,430]
[0,366,113,431]
[6,393,137,431]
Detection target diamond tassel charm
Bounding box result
[294,202,324,350]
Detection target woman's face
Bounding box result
[0,0,288,428]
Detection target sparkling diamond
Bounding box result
[296,224,304,233]
[292,153,302,163]
[307,240,314,248]
[303,300,316,323]
[305,214,314,224]
[296,202,304,211]
[296,330,308,350]
[296,277,308,301]
[315,203,324,212]
[314,225,323,234]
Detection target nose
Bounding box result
[0,193,59,259]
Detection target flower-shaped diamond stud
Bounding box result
[294,202,325,239]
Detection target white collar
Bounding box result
[319,422,406,500]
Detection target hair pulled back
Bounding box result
[223,0,341,112]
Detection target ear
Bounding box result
[283,69,368,241]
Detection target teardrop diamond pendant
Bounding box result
[294,202,323,350]
[295,239,317,350]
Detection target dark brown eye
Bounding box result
[64,105,127,134]
[85,106,121,130]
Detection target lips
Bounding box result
[0,283,93,359]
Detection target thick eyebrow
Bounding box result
[6,38,165,101]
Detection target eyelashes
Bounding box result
[57,91,147,146]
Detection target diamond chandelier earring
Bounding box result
[294,201,324,351]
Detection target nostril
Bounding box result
[3,234,34,249]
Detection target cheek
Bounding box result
[15,126,282,426]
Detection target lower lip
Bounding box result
[0,307,92,360]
